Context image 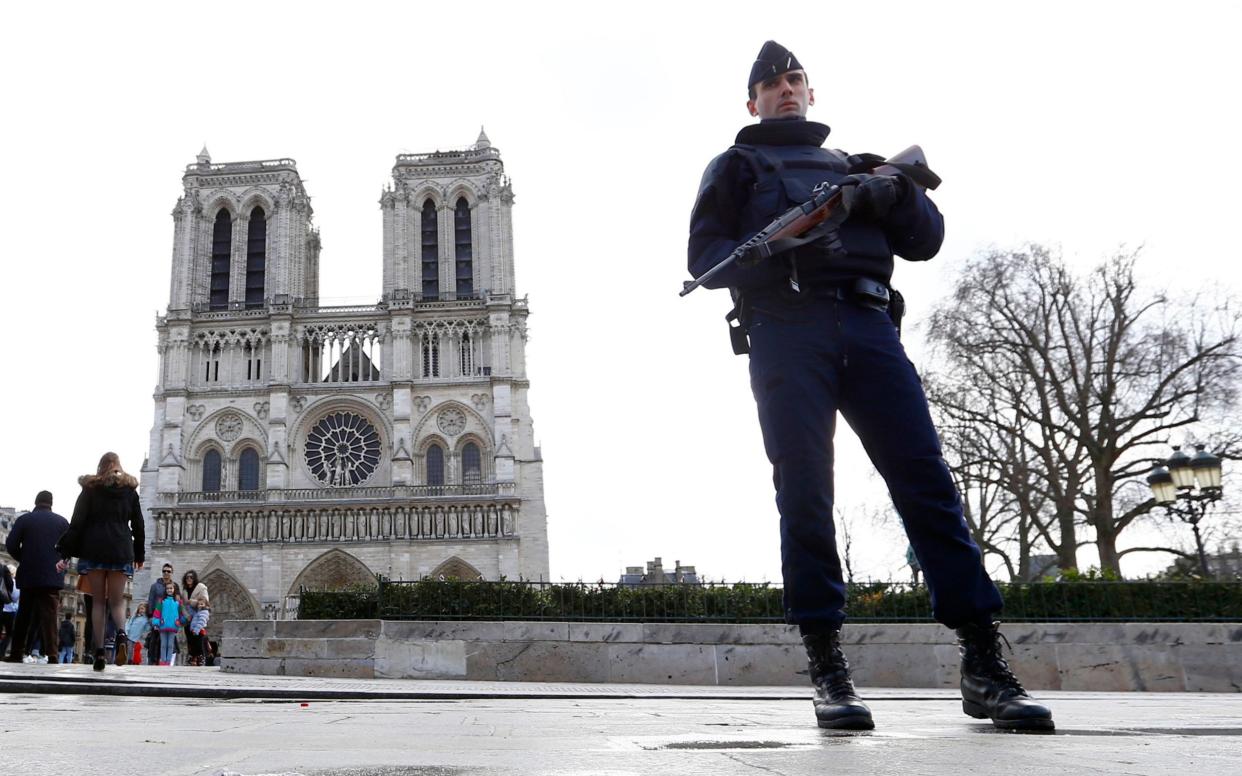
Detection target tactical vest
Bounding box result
[733,143,896,270]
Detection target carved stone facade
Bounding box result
[139,132,549,630]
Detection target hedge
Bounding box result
[297,579,1242,623]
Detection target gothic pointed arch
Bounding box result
[420,197,439,300]
[410,400,493,449]
[429,556,483,580]
[287,549,376,597]
[425,441,446,486]
[409,185,444,209]
[209,208,233,310]
[245,204,267,308]
[237,446,262,491]
[185,408,268,459]
[198,565,261,639]
[204,194,240,219]
[454,196,474,298]
[460,439,483,484]
[238,188,276,217]
[202,448,222,492]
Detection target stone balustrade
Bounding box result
[152,498,518,546]
[175,483,513,505]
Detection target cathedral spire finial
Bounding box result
[196,144,212,165]
[474,126,491,150]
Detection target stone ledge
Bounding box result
[221,620,1242,691]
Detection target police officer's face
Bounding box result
[747,70,814,120]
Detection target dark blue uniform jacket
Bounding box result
[688,118,945,293]
[5,507,69,589]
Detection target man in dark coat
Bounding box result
[4,491,69,663]
[57,613,76,665]
[687,41,1053,732]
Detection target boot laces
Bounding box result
[969,626,1026,696]
[805,634,856,697]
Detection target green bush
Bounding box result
[296,580,1242,623]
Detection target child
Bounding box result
[188,603,210,665]
[150,583,185,666]
[124,602,152,665]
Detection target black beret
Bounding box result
[749,40,804,90]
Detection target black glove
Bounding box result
[844,174,908,221]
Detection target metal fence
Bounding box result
[293,580,1242,624]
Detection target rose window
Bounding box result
[437,407,467,436]
[305,411,381,487]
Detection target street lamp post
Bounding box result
[1145,444,1224,577]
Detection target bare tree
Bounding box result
[924,245,1241,576]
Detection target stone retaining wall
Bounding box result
[221,620,1242,692]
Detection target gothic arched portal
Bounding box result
[199,568,260,640]
[288,548,375,597]
[429,556,483,580]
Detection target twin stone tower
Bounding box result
[138,132,549,631]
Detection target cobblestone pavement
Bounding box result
[2,665,1239,776]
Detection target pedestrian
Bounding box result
[57,613,76,665]
[0,565,16,657]
[147,563,178,664]
[181,570,210,666]
[151,582,185,666]
[4,491,69,663]
[687,41,1053,731]
[125,602,152,665]
[147,563,177,619]
[55,452,146,671]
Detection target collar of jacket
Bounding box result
[735,118,831,147]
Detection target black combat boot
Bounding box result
[802,631,874,730]
[956,621,1054,731]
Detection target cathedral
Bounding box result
[138,131,549,631]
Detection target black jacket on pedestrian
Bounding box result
[5,506,69,589]
[58,619,75,649]
[57,471,145,565]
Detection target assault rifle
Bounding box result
[679,145,940,297]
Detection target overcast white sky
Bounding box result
[1,1,1238,583]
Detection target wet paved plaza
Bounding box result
[2,665,1238,775]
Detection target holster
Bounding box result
[889,287,906,338]
[726,294,751,355]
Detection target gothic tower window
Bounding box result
[462,442,481,484]
[426,444,445,486]
[245,207,266,309]
[205,343,222,383]
[244,342,263,381]
[203,449,222,493]
[210,210,232,310]
[238,447,261,491]
[421,199,438,300]
[454,197,472,298]
[460,333,474,376]
[422,336,440,378]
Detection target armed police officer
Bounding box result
[687,41,1053,732]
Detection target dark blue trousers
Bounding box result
[747,294,1002,629]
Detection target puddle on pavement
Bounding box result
[975,727,1242,737]
[657,740,800,750]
